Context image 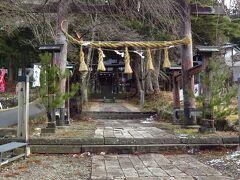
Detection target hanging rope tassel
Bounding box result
[163,48,171,68]
[146,48,154,71]
[124,47,133,74]
[97,48,106,71]
[79,46,88,72]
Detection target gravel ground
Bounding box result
[0,154,91,180]
[196,148,240,180]
[1,150,239,180]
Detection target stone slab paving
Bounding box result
[94,126,175,140]
[95,119,153,128]
[94,120,175,141]
[91,154,233,180]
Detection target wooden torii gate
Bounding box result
[24,0,225,125]
[179,0,225,125]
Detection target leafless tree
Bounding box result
[0,0,184,98]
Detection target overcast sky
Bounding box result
[225,0,231,7]
[224,0,236,8]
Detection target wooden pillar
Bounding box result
[173,72,180,110]
[9,59,13,83]
[172,72,181,123]
[180,0,196,125]
[54,0,69,126]
[54,0,69,98]
[17,76,29,142]
[201,53,213,119]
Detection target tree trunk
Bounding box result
[151,50,161,94]
[145,71,154,94]
[145,50,161,95]
[80,71,88,104]
[132,52,142,94]
[82,14,97,103]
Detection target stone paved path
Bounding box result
[86,101,175,141]
[93,119,175,143]
[87,101,175,141]
[94,126,174,139]
[91,154,233,180]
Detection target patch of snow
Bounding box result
[188,148,198,154]
[226,151,240,160]
[178,134,188,138]
[207,159,224,165]
[72,154,78,158]
[141,120,152,124]
[80,152,91,157]
[100,152,106,155]
[33,132,40,137]
[141,116,154,124]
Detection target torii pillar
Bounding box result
[180,0,196,125]
[179,0,225,125]
[54,0,69,126]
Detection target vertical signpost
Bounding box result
[238,76,240,150]
[17,75,29,142]
[66,63,75,125]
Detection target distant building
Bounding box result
[194,44,240,82]
[223,44,240,81]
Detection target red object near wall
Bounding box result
[0,69,7,93]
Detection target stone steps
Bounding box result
[0,137,239,154]
[82,111,157,120]
[30,144,238,154]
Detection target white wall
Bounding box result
[180,84,199,101]
[224,48,240,66]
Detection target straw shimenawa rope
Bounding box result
[79,46,88,72]
[163,48,171,68]
[146,48,154,71]
[60,20,191,71]
[97,48,106,71]
[124,47,133,74]
[61,20,192,49]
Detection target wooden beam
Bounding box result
[190,4,226,15]
[23,3,113,14]
[69,2,112,14]
[23,2,225,15]
[24,3,58,13]
[188,64,202,77]
[175,65,202,81]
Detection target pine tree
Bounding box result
[39,53,78,120]
[195,55,237,121]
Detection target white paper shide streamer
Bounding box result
[32,65,41,87]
